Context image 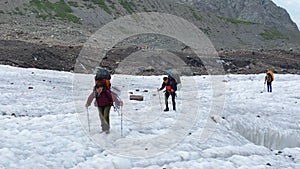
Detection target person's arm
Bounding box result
[85,92,94,108]
[158,82,166,91]
[264,76,267,84]
[111,91,123,107]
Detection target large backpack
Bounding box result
[93,67,123,109]
[266,74,272,83]
[168,76,178,91]
[167,69,181,91]
[267,70,274,81]
[94,67,111,90]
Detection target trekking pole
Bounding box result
[120,106,123,137]
[86,107,90,132]
[261,82,266,93]
[157,89,163,110]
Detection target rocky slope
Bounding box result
[0,0,299,74]
[181,0,298,31]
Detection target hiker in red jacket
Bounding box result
[157,76,177,111]
[85,83,114,134]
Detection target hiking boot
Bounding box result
[164,108,169,111]
[173,107,176,111]
[105,130,110,134]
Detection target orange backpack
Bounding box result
[267,70,274,81]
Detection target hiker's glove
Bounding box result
[85,103,90,108]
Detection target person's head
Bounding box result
[163,77,168,83]
[95,83,105,93]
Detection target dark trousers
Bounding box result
[165,92,176,110]
[97,105,111,132]
[267,82,272,92]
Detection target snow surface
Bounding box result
[0,65,299,169]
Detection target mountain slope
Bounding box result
[0,0,299,74]
[0,0,299,48]
[181,0,298,31]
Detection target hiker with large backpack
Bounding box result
[264,70,274,92]
[85,67,123,134]
[157,76,177,111]
[85,82,114,134]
